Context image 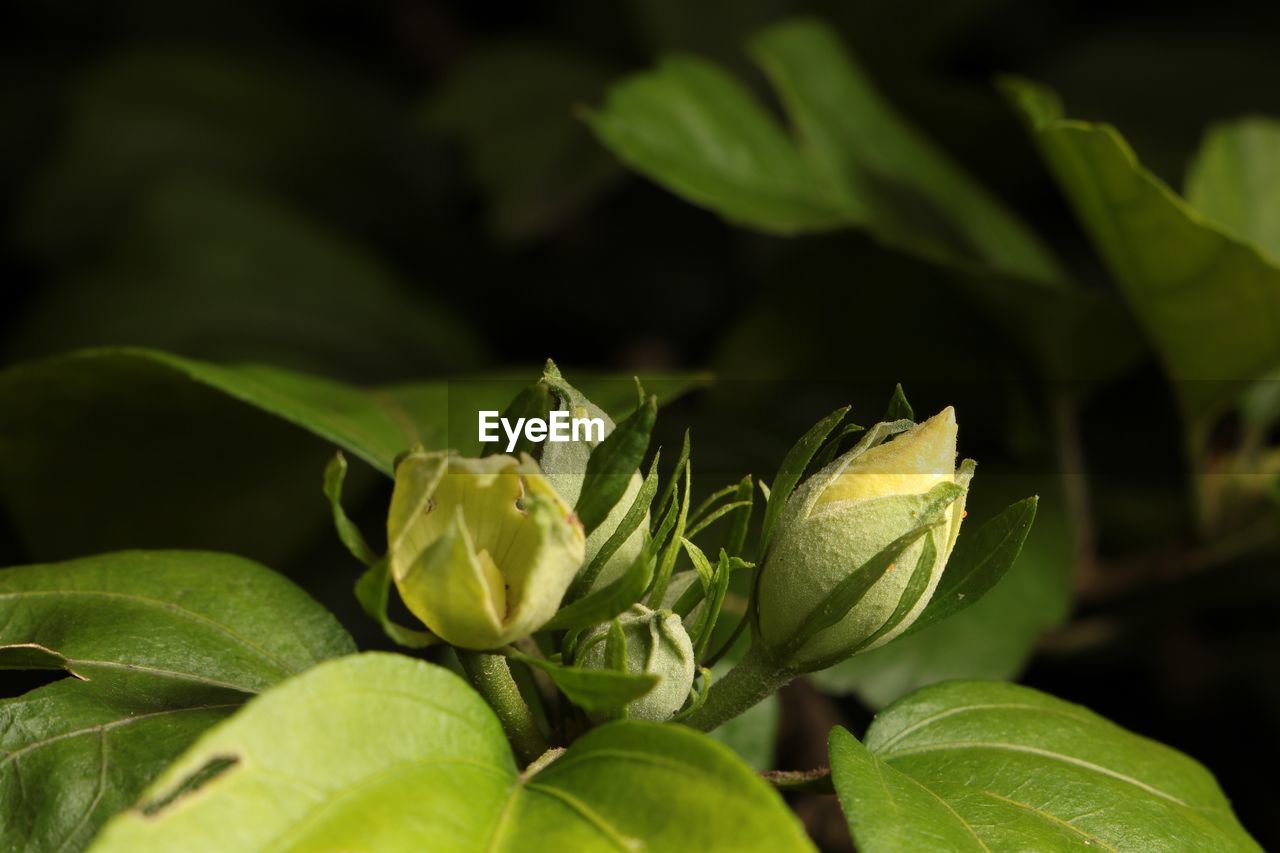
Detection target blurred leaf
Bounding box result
[0,551,353,851]
[588,54,851,233]
[429,41,623,240]
[588,19,1061,284]
[1005,78,1280,421]
[94,654,814,851]
[812,479,1069,708]
[0,349,704,565]
[748,19,1063,282]
[1186,117,1280,263]
[18,49,427,261]
[831,681,1259,851]
[7,180,484,379]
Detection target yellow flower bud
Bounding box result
[386,451,585,649]
[758,408,973,669]
[578,604,696,721]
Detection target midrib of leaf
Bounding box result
[0,703,240,769]
[880,761,990,853]
[977,789,1117,852]
[871,702,1098,753]
[0,589,297,676]
[880,740,1192,808]
[523,782,637,852]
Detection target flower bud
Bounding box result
[757,408,973,669]
[540,384,646,591]
[386,451,585,649]
[578,604,696,721]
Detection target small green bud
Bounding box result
[386,451,585,650]
[579,604,696,721]
[758,407,973,669]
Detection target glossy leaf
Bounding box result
[0,551,353,851]
[93,653,815,851]
[831,681,1260,851]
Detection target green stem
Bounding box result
[679,642,793,732]
[458,651,549,764]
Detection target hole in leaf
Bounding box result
[141,754,240,817]
[0,668,72,698]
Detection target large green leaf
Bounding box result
[92,653,814,851]
[830,681,1259,851]
[0,550,354,852]
[587,18,1061,283]
[0,348,704,565]
[1004,78,1280,421]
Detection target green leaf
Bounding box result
[829,727,986,852]
[747,20,1062,282]
[586,55,851,234]
[93,654,814,851]
[0,551,353,851]
[587,19,1061,283]
[1186,117,1280,263]
[882,383,914,422]
[545,547,656,633]
[903,496,1038,636]
[0,348,704,565]
[574,394,657,537]
[831,681,1260,851]
[759,405,849,555]
[321,452,378,568]
[353,559,437,649]
[514,654,658,714]
[1004,77,1280,420]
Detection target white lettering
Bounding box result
[502,417,525,453]
[478,410,500,444]
[478,410,605,450]
[574,416,605,442]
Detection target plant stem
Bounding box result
[457,651,549,764]
[679,642,793,732]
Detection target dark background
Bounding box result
[4,1,1280,848]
